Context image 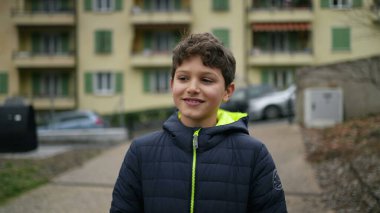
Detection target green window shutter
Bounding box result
[213,29,230,48]
[352,0,362,8]
[31,0,40,11]
[61,33,69,53]
[143,71,150,92]
[144,0,151,10]
[105,31,112,53]
[85,0,92,11]
[332,27,351,51]
[115,0,123,11]
[144,32,153,50]
[320,0,330,8]
[213,0,229,11]
[255,33,268,51]
[32,73,40,96]
[174,0,181,10]
[174,32,181,45]
[95,31,102,53]
[0,73,8,94]
[289,32,297,52]
[62,73,69,97]
[61,0,69,11]
[115,72,123,93]
[261,69,269,84]
[95,30,112,53]
[85,72,93,94]
[32,33,40,54]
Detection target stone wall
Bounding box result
[296,55,380,124]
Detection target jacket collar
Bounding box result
[163,109,249,153]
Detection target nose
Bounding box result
[187,79,200,94]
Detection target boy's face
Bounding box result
[171,56,234,128]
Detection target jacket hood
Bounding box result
[163,109,249,153]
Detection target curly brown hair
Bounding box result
[171,32,236,88]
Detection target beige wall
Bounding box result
[77,0,130,114]
[191,0,246,87]
[2,0,380,115]
[312,0,380,64]
[0,1,18,101]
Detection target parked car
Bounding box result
[248,85,296,120]
[220,84,276,112]
[38,110,108,130]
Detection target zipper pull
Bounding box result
[193,134,198,149]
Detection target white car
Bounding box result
[248,85,296,120]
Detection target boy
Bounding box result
[110,33,287,213]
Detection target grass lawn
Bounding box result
[0,147,104,204]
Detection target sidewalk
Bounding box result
[250,121,331,213]
[0,121,329,213]
[0,143,130,213]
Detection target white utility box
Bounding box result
[304,88,343,128]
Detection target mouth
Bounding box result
[183,98,205,106]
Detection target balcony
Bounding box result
[12,10,75,26]
[248,50,313,66]
[13,51,75,68]
[30,96,76,110]
[249,1,312,22]
[131,51,172,67]
[131,8,191,25]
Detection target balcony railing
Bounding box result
[131,51,172,67]
[11,9,75,25]
[13,51,76,68]
[131,6,191,24]
[249,48,313,65]
[251,1,312,11]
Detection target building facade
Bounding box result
[0,0,379,116]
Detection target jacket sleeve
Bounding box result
[247,144,287,213]
[110,142,143,213]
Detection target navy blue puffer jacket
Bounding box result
[111,110,287,213]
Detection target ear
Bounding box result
[223,82,235,102]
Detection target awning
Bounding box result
[252,23,311,31]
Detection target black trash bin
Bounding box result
[0,105,38,152]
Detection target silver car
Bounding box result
[39,110,108,130]
[248,85,296,120]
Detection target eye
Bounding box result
[176,75,188,81]
[202,78,214,84]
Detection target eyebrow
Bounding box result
[175,69,218,76]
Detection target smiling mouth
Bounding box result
[183,98,204,106]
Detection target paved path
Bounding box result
[250,121,331,213]
[0,121,332,212]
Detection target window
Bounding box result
[143,69,170,93]
[85,72,122,95]
[330,0,352,8]
[31,0,69,12]
[95,30,112,53]
[0,72,8,94]
[332,27,351,51]
[32,32,69,55]
[32,73,69,97]
[262,69,294,89]
[94,0,114,11]
[144,31,179,53]
[144,0,181,11]
[212,29,230,48]
[94,72,114,95]
[212,0,229,11]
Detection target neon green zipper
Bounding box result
[190,129,200,213]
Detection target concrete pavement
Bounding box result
[250,121,331,212]
[0,121,331,212]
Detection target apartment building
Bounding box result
[0,0,379,116]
